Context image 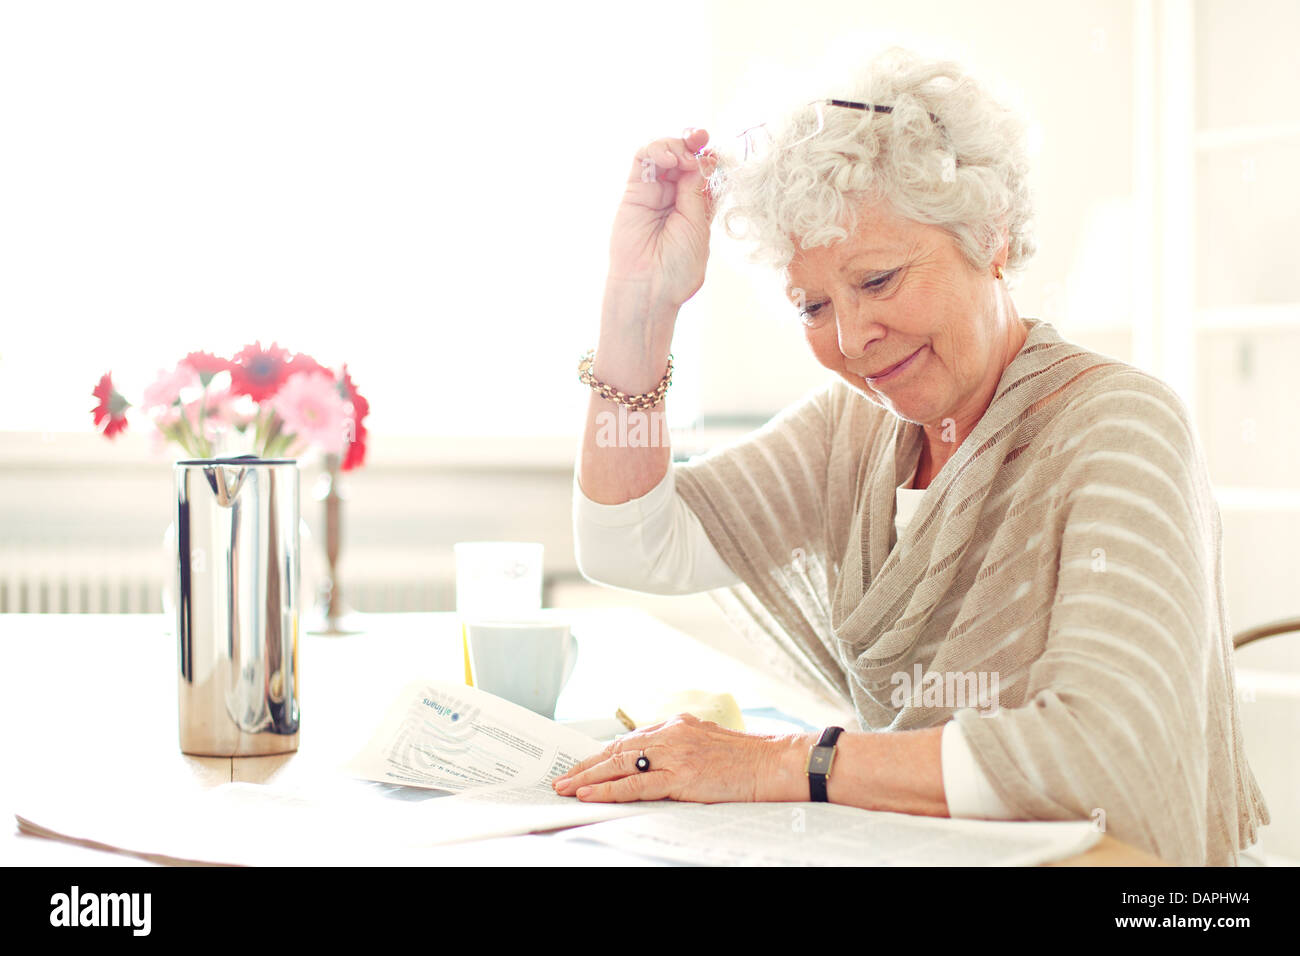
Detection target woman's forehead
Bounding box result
[787,205,934,267]
[786,223,937,282]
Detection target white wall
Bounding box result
[691,0,1139,417]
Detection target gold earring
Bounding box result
[994,265,1004,280]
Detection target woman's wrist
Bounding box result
[602,273,686,322]
[756,732,821,802]
[594,278,679,393]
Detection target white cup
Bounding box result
[464,619,578,719]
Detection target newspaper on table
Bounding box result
[341,678,663,827]
[561,801,1104,866]
[346,679,604,795]
[13,680,654,865]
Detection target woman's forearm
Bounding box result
[762,727,950,817]
[577,277,680,504]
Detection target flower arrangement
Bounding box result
[91,342,369,469]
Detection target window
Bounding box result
[0,1,709,439]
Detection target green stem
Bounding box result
[160,418,192,458]
[261,413,284,458]
[253,405,270,451]
[156,422,178,455]
[177,414,201,458]
[268,433,298,459]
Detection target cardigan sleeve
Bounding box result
[667,379,865,711]
[952,374,1267,865]
[672,380,838,583]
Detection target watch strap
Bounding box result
[806,726,845,802]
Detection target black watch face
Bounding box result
[808,747,834,775]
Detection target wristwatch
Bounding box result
[806,726,845,802]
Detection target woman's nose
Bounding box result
[835,304,881,361]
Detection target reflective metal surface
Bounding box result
[175,456,300,756]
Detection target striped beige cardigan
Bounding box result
[673,317,1269,866]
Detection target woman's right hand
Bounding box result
[607,129,719,311]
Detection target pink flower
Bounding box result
[270,371,350,456]
[148,409,177,456]
[189,386,238,428]
[145,386,243,457]
[148,403,187,456]
[182,351,232,385]
[142,363,200,412]
[204,387,257,430]
[180,397,219,437]
[152,405,182,429]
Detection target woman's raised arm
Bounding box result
[577,129,717,505]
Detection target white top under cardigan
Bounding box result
[572,461,1016,820]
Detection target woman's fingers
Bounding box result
[626,130,712,186]
[607,128,716,308]
[556,739,622,785]
[553,723,670,792]
[553,733,643,788]
[554,748,644,795]
[626,138,675,186]
[553,718,690,797]
[553,715,779,805]
[575,771,671,803]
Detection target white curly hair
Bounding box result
[707,47,1037,278]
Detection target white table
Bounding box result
[0,610,1163,866]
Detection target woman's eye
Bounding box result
[797,273,896,327]
[862,271,897,291]
[798,303,828,328]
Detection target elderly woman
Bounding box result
[554,48,1268,866]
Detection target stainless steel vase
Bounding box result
[175,456,300,756]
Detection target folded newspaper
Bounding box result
[13,679,1101,865]
[562,802,1103,867]
[12,680,647,865]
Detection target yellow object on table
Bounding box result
[462,622,473,686]
[625,690,745,732]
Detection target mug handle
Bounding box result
[561,632,579,688]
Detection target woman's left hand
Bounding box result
[552,714,804,804]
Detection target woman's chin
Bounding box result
[841,377,937,425]
[841,372,905,405]
[845,381,886,409]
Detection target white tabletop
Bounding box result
[0,610,1161,867]
[0,608,852,866]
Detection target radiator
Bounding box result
[0,547,472,615]
[0,548,161,613]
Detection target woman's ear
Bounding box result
[992,218,1010,276]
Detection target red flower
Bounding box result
[339,363,369,471]
[91,372,131,439]
[339,364,369,418]
[229,341,294,402]
[182,350,232,386]
[342,417,368,471]
[286,351,330,379]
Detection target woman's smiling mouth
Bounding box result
[864,346,925,383]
